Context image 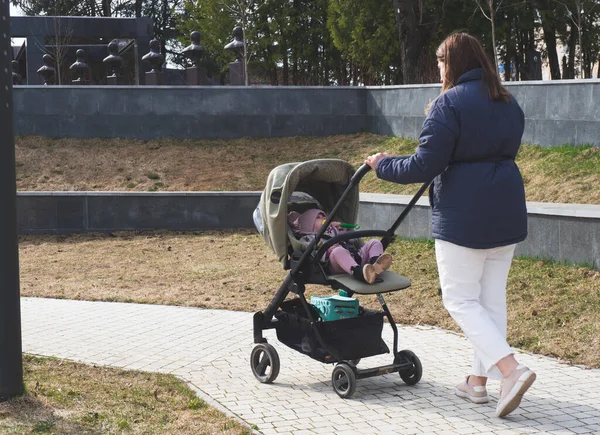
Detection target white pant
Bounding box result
[435,239,516,379]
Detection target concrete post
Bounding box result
[0,0,24,402]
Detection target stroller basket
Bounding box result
[274,299,389,363]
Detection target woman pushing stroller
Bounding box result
[287,208,392,284]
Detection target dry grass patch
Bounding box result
[0,355,251,434]
[517,144,600,204]
[15,134,398,193]
[16,134,599,203]
[19,231,600,368]
[19,230,282,310]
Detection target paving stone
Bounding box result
[20,298,600,435]
[569,427,598,434]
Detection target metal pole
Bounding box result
[0,0,24,401]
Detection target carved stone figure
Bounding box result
[69,49,89,84]
[142,39,164,73]
[11,60,22,85]
[36,54,55,85]
[103,41,123,78]
[225,26,246,85]
[182,31,205,67]
[182,31,208,85]
[224,26,245,63]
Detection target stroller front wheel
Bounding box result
[250,343,280,384]
[331,363,357,398]
[396,349,422,386]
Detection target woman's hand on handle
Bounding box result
[365,152,389,170]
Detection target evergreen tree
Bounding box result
[327,0,401,85]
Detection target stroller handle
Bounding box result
[350,164,372,183]
[351,157,410,183]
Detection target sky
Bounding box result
[10,4,23,16]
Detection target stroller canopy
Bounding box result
[259,159,360,265]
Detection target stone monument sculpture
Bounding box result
[182,31,208,85]
[224,26,246,85]
[103,41,126,85]
[69,49,90,85]
[11,60,22,85]
[36,54,55,85]
[142,39,164,85]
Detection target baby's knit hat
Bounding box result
[291,208,327,234]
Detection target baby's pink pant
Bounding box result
[328,239,384,275]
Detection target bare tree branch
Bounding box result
[476,0,491,21]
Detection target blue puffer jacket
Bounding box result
[376,68,527,249]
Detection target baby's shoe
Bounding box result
[351,264,377,284]
[370,253,393,275]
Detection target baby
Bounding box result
[287,208,392,284]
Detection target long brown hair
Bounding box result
[436,32,511,102]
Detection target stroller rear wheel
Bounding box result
[331,363,357,398]
[250,343,280,384]
[396,349,422,386]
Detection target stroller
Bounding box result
[251,158,431,398]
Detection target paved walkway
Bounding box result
[21,297,600,435]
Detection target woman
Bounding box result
[365,32,536,418]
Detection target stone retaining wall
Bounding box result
[17,191,600,269]
[13,80,600,147]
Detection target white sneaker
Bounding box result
[455,376,489,404]
[496,365,536,418]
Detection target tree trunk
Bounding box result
[335,62,348,86]
[583,45,591,78]
[282,48,289,85]
[292,57,297,85]
[102,0,111,17]
[515,30,524,80]
[490,1,498,74]
[265,45,277,86]
[539,14,561,79]
[577,7,583,78]
[392,0,439,84]
[503,51,511,81]
[534,0,561,79]
[567,27,576,79]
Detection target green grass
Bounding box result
[146,172,160,180]
[32,420,56,433]
[517,143,600,175]
[187,396,208,410]
[0,355,252,434]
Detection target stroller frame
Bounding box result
[251,163,432,398]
